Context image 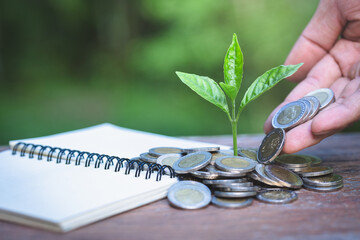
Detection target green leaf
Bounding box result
[176,71,229,114]
[220,82,237,100]
[239,63,303,112]
[223,33,243,100]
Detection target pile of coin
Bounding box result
[272,88,335,130]
[134,88,342,209]
[133,143,343,209]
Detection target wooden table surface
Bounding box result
[1,133,360,240]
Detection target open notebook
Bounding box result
[0,123,224,232]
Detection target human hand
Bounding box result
[264,0,360,153]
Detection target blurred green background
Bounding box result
[1,0,358,144]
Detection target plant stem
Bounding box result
[231,120,238,156]
[231,100,238,156]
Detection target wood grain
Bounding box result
[1,133,360,240]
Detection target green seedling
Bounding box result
[176,33,302,156]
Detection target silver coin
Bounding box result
[254,164,283,187]
[182,146,220,153]
[206,165,247,177]
[213,182,254,188]
[211,196,253,208]
[303,183,343,192]
[286,166,311,172]
[305,88,335,110]
[139,152,158,163]
[172,151,212,174]
[302,174,343,187]
[156,153,182,167]
[190,169,219,179]
[298,166,333,177]
[272,101,307,130]
[215,156,256,173]
[215,185,260,192]
[256,189,298,204]
[249,172,263,182]
[257,128,285,164]
[149,147,183,157]
[167,181,211,209]
[214,191,257,198]
[203,178,247,185]
[264,165,303,189]
[237,147,258,161]
[301,96,320,120]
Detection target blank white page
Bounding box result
[0,150,177,231]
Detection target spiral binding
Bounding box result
[12,142,176,181]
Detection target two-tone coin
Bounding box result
[298,166,333,177]
[256,189,298,204]
[305,88,335,110]
[302,155,322,166]
[272,101,307,130]
[274,154,312,168]
[182,146,220,154]
[215,156,257,173]
[257,128,285,164]
[139,152,158,163]
[264,165,303,189]
[172,152,212,174]
[167,181,211,209]
[149,147,183,157]
[211,197,253,208]
[302,174,343,187]
[252,164,283,187]
[209,150,233,165]
[156,153,182,175]
[237,147,258,161]
[156,153,182,167]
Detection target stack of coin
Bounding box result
[272,88,335,130]
[302,174,344,192]
[271,154,343,192]
[131,111,343,210]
